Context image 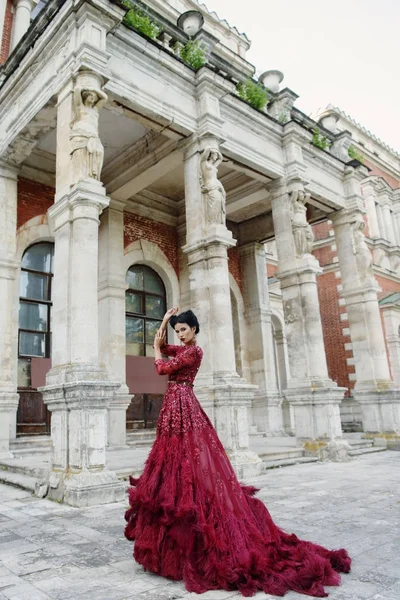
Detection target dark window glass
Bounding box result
[125,265,166,357]
[18,243,54,387]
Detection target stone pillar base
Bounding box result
[228,450,263,479]
[252,391,285,436]
[0,392,19,458]
[284,383,345,440]
[108,386,132,448]
[213,377,263,479]
[354,388,400,433]
[47,470,125,507]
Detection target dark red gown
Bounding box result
[125,344,351,597]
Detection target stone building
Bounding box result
[0,0,399,505]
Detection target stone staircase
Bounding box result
[0,432,388,496]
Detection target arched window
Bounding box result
[19,243,54,365]
[125,265,166,357]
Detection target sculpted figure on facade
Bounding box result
[70,83,108,183]
[200,147,226,225]
[290,190,314,257]
[352,218,373,277]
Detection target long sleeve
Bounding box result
[155,346,198,376]
[160,344,180,357]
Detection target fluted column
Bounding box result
[10,0,37,51]
[0,161,19,457]
[361,181,380,239]
[380,196,395,244]
[239,242,283,435]
[98,201,132,447]
[182,136,262,478]
[270,179,344,442]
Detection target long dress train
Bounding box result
[124,344,351,597]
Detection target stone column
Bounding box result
[239,242,283,435]
[361,181,380,239]
[39,73,124,507]
[392,191,400,246]
[182,137,262,478]
[381,305,400,388]
[98,200,132,447]
[270,179,345,443]
[10,0,37,51]
[375,203,387,241]
[380,197,395,244]
[331,168,400,434]
[0,162,19,458]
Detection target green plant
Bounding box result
[348,145,364,163]
[278,110,290,124]
[178,39,206,70]
[122,2,160,40]
[311,127,331,151]
[237,79,269,111]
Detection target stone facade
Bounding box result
[0,0,399,504]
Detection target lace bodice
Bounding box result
[155,344,202,384]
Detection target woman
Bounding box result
[125,308,351,597]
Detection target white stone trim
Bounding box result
[123,239,180,315]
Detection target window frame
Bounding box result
[125,265,166,357]
[18,243,54,380]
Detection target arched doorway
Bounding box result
[271,313,293,434]
[125,264,167,429]
[17,242,54,435]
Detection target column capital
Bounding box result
[50,181,109,232]
[330,207,365,227]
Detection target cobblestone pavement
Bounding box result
[0,451,399,600]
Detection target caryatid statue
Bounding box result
[290,190,314,257]
[200,146,226,225]
[352,217,373,277]
[70,83,108,184]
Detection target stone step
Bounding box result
[0,469,37,493]
[10,436,52,455]
[257,448,305,462]
[348,446,387,456]
[126,430,156,447]
[347,441,374,450]
[263,456,319,470]
[0,460,49,480]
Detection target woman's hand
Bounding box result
[163,307,179,322]
[154,329,166,349]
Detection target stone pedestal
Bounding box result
[98,201,132,447]
[270,180,345,445]
[332,179,400,434]
[0,162,19,458]
[41,180,125,506]
[239,242,283,435]
[183,138,262,477]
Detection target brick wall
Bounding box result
[17,179,55,229]
[363,159,399,190]
[267,263,277,278]
[317,271,353,394]
[312,221,331,242]
[124,213,179,275]
[228,246,242,291]
[375,275,400,301]
[0,0,13,64]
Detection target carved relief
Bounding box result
[352,218,373,277]
[290,190,314,257]
[200,147,226,225]
[70,83,107,183]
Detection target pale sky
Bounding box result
[204,0,400,152]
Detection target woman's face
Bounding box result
[175,323,196,345]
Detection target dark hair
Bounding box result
[170,310,200,334]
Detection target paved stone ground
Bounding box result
[0,451,399,600]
